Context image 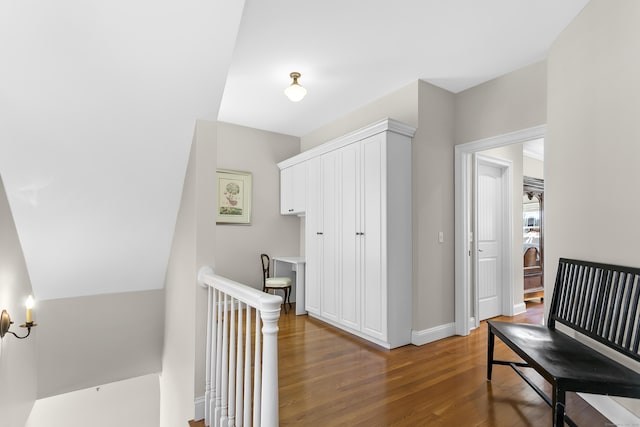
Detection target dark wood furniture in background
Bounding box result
[523,246,543,300]
[523,176,544,300]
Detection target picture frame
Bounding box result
[216,169,252,224]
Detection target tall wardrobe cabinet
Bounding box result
[277,119,414,349]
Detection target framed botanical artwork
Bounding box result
[216,169,252,224]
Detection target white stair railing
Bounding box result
[198,266,281,427]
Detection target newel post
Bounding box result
[260,299,281,427]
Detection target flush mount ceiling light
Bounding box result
[284,72,307,102]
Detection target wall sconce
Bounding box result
[284,72,307,102]
[0,295,37,339]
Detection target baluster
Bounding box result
[235,302,244,427]
[205,287,213,426]
[228,298,237,427]
[210,289,218,426]
[220,294,230,425]
[215,291,224,426]
[253,310,262,427]
[243,306,252,426]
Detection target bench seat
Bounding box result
[489,320,640,397]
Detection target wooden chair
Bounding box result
[523,246,543,300]
[261,253,292,313]
[523,246,540,267]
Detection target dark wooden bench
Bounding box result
[488,258,640,426]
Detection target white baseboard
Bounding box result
[411,322,456,346]
[578,393,640,426]
[194,396,205,422]
[513,302,526,315]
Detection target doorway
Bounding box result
[454,125,546,336]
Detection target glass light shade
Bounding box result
[284,83,307,102]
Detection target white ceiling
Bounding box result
[0,0,586,300]
[523,138,545,161]
[220,0,590,136]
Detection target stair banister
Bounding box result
[198,266,281,427]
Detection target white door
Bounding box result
[339,142,360,329]
[476,161,504,320]
[320,151,339,322]
[361,134,385,340]
[304,157,321,315]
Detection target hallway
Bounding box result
[193,301,610,426]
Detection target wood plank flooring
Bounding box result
[191,302,611,426]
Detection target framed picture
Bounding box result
[216,169,252,224]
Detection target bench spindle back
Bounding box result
[549,258,640,363]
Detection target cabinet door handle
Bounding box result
[289,208,294,212]
[317,232,324,235]
[356,232,365,236]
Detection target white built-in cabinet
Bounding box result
[279,161,306,215]
[277,118,415,349]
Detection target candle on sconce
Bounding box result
[25,295,34,324]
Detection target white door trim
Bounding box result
[454,125,546,336]
[474,154,512,326]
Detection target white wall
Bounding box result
[455,61,547,145]
[160,125,199,426]
[301,81,419,151]
[26,374,160,427]
[413,81,456,331]
[523,156,544,179]
[36,290,164,398]
[214,122,302,290]
[194,120,218,405]
[0,175,37,426]
[547,0,640,417]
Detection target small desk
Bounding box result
[273,256,306,315]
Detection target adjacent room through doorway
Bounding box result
[454,126,545,336]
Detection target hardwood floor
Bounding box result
[191,302,611,426]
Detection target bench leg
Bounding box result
[552,387,566,427]
[487,326,495,380]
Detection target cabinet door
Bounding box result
[360,134,386,341]
[339,143,361,329]
[280,162,306,215]
[304,158,321,315]
[280,166,293,215]
[320,151,339,322]
[291,162,306,212]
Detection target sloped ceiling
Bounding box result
[0,0,586,300]
[0,0,245,299]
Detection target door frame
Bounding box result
[474,154,511,324]
[454,125,546,336]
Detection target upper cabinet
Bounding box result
[279,161,306,215]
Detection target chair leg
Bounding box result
[282,289,288,313]
[287,288,292,311]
